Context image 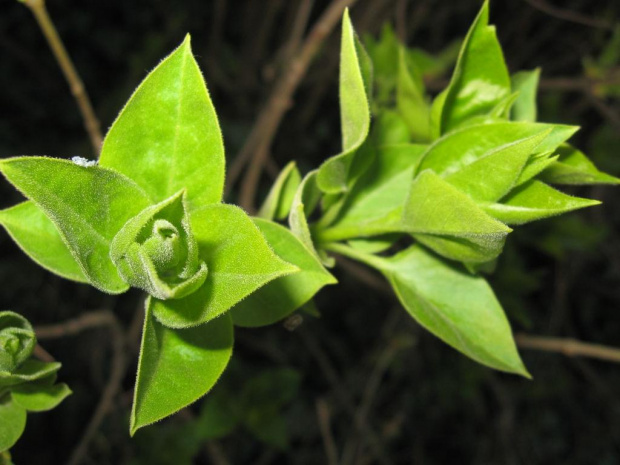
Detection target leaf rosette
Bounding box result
[0,311,70,453]
[0,312,34,374]
[110,191,208,301]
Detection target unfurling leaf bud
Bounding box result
[110,191,208,300]
[0,311,35,373]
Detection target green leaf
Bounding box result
[432,0,511,135]
[318,144,426,243]
[110,191,207,300]
[0,202,87,283]
[257,162,302,221]
[317,10,371,193]
[403,170,511,263]
[540,145,620,185]
[130,303,233,435]
[0,361,61,388]
[99,35,225,209]
[444,130,550,202]
[151,204,298,328]
[231,219,336,328]
[373,110,410,145]
[0,157,152,293]
[289,171,323,259]
[397,46,431,142]
[378,245,528,376]
[348,234,400,254]
[481,180,600,225]
[11,383,71,412]
[0,399,26,453]
[416,122,578,177]
[515,151,558,186]
[511,69,540,122]
[0,312,34,374]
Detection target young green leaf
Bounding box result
[317,9,371,193]
[318,144,426,243]
[403,170,511,264]
[481,180,601,225]
[110,191,208,300]
[0,202,87,283]
[431,0,511,135]
[0,312,35,374]
[540,145,620,185]
[511,69,540,122]
[11,383,71,412]
[0,399,26,453]
[379,245,528,376]
[131,303,233,435]
[257,162,302,221]
[397,46,431,142]
[0,361,61,389]
[99,35,225,209]
[289,171,323,258]
[231,219,336,328]
[444,130,550,202]
[515,151,558,186]
[416,122,578,177]
[0,157,152,294]
[151,204,298,328]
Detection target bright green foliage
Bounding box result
[0,157,152,293]
[316,9,371,194]
[431,0,511,135]
[110,191,208,300]
[99,35,225,210]
[511,69,540,122]
[481,180,601,225]
[403,170,512,264]
[258,161,302,221]
[0,202,87,283]
[379,246,528,375]
[231,219,336,327]
[0,36,306,434]
[397,47,431,142]
[131,305,233,435]
[0,311,70,452]
[2,2,618,442]
[303,3,615,376]
[540,144,620,185]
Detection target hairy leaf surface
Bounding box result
[99,35,225,209]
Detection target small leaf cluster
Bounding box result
[0,311,70,454]
[262,2,618,377]
[0,36,334,434]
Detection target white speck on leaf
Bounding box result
[71,156,97,167]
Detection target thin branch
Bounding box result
[299,326,393,465]
[36,311,127,465]
[316,398,340,465]
[521,0,614,30]
[516,333,620,363]
[20,0,103,154]
[228,0,358,210]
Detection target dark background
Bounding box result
[1,0,620,463]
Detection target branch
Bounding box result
[36,311,127,465]
[516,333,620,363]
[521,0,614,30]
[227,0,358,211]
[20,0,103,154]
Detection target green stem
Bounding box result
[323,242,388,271]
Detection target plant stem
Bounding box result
[323,242,387,271]
[516,333,620,363]
[21,0,103,154]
